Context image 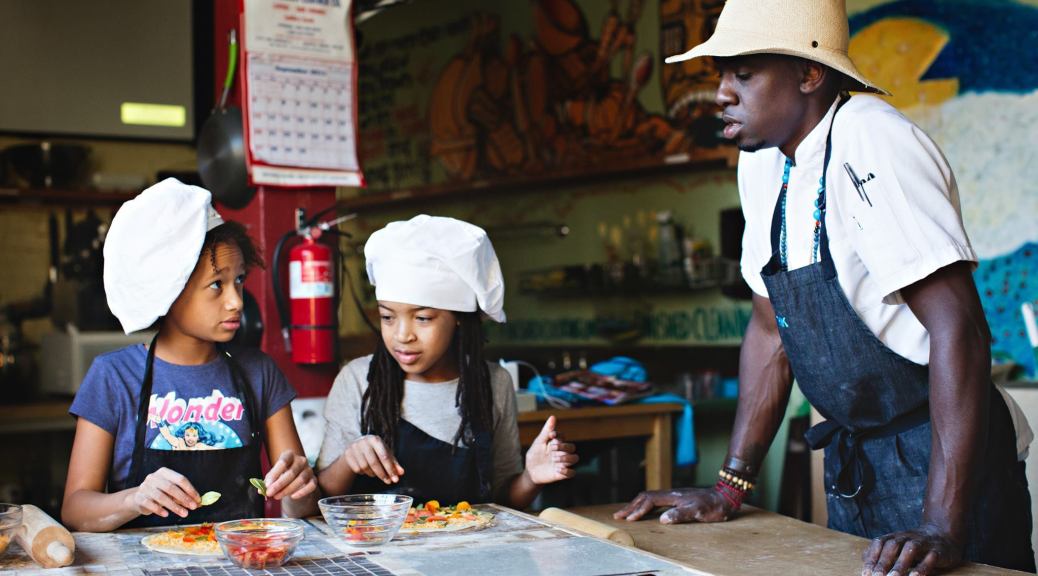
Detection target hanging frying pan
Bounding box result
[197,29,255,209]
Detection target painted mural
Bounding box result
[427,0,730,183]
[357,0,732,191]
[848,0,1038,375]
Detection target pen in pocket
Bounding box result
[843,162,873,207]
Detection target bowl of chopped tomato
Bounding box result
[318,494,412,547]
[214,518,303,568]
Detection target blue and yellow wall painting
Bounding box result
[848,0,1038,376]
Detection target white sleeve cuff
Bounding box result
[874,243,977,305]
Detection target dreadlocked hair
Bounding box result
[202,221,265,272]
[361,312,494,452]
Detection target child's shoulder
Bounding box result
[88,344,146,373]
[486,361,513,396]
[333,354,374,389]
[227,346,277,368]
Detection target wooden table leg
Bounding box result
[644,412,673,490]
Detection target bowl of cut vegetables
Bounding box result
[214,518,303,568]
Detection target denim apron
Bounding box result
[116,335,265,528]
[352,419,494,504]
[760,96,1034,571]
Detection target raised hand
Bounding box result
[525,416,579,485]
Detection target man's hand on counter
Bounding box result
[860,527,963,576]
[612,487,735,524]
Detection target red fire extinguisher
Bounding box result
[273,211,355,364]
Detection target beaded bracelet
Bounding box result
[714,479,745,511]
[714,467,757,512]
[719,468,756,492]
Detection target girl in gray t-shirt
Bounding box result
[316,215,578,507]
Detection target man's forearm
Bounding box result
[727,295,795,473]
[922,326,990,543]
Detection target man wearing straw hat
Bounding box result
[615,1,1035,574]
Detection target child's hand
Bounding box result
[343,435,405,484]
[264,450,319,500]
[132,467,200,518]
[525,415,579,485]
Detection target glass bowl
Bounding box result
[214,518,303,569]
[0,504,22,555]
[318,494,412,547]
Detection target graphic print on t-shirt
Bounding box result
[146,390,245,450]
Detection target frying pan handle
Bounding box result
[218,29,239,110]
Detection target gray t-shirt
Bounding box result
[317,355,523,500]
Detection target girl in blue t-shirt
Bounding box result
[62,179,318,531]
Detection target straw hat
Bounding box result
[665,0,889,95]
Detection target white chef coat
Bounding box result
[737,94,1031,457]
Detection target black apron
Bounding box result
[115,335,265,528]
[759,96,1035,571]
[352,419,494,504]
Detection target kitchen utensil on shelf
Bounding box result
[198,29,254,209]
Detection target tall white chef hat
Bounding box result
[103,178,225,334]
[364,215,506,323]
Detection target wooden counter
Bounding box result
[567,503,1027,575]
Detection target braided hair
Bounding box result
[360,312,494,451]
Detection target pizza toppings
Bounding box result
[249,478,267,497]
[199,491,221,506]
[400,501,493,534]
[141,523,221,555]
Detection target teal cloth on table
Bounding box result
[530,356,696,467]
[637,394,697,467]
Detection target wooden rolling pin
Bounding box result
[539,507,635,546]
[13,505,75,568]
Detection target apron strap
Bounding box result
[220,346,263,443]
[806,401,930,499]
[767,94,851,271]
[129,333,161,485]
[816,94,851,267]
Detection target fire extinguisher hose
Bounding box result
[271,230,296,351]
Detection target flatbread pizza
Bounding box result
[141,523,221,556]
[398,501,494,535]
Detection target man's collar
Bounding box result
[788,96,842,167]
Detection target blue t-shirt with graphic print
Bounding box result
[70,344,296,488]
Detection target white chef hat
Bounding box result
[364,215,506,323]
[103,178,225,334]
